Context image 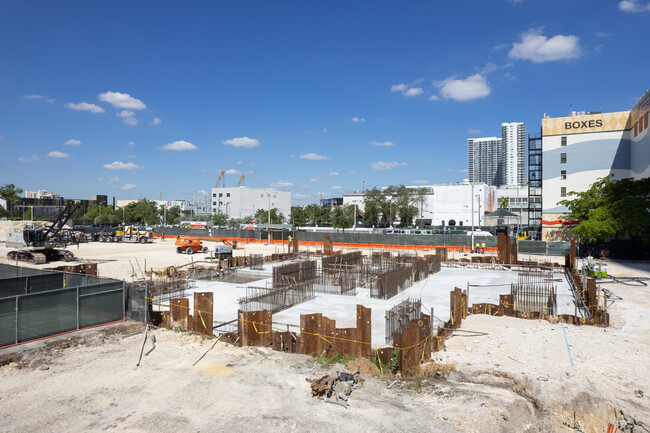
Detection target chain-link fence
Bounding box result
[0,265,125,348]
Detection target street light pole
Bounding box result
[471,183,475,250]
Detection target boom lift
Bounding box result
[7,201,82,264]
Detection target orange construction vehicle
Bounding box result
[175,237,209,255]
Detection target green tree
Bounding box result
[305,204,331,225]
[290,206,308,226]
[161,205,181,225]
[0,183,23,202]
[363,188,385,227]
[255,208,284,224]
[124,200,160,225]
[498,197,509,209]
[212,211,228,227]
[331,205,353,231]
[559,175,650,243]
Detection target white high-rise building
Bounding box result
[501,122,526,186]
[467,137,502,186]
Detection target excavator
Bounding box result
[7,201,82,264]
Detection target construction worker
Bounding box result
[481,242,486,254]
[475,243,480,253]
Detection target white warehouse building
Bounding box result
[210,186,291,221]
[343,180,498,227]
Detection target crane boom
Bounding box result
[237,174,245,187]
[214,170,225,188]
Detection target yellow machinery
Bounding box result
[114,226,152,244]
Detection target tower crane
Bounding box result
[237,174,245,187]
[214,170,225,188]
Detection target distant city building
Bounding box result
[540,88,650,240]
[495,185,529,226]
[210,186,291,221]
[468,137,502,186]
[24,190,60,199]
[501,122,526,186]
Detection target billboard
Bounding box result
[542,110,631,136]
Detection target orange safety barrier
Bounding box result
[152,234,497,253]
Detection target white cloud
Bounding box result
[97,178,103,182]
[98,91,146,110]
[236,161,243,165]
[159,140,197,151]
[310,177,319,183]
[121,183,137,191]
[127,141,135,146]
[116,110,137,126]
[493,43,509,51]
[64,139,81,146]
[348,171,357,175]
[294,193,310,199]
[222,136,260,148]
[65,102,105,113]
[108,177,121,184]
[619,0,650,11]
[508,28,581,63]
[225,168,241,175]
[429,95,439,101]
[369,140,395,147]
[403,87,424,97]
[329,172,339,176]
[331,186,342,190]
[437,74,491,101]
[322,128,328,133]
[412,180,430,185]
[24,94,44,100]
[48,151,70,158]
[300,152,329,160]
[467,127,482,135]
[595,32,610,38]
[458,169,469,173]
[351,116,366,123]
[371,161,407,170]
[47,98,55,103]
[391,83,408,92]
[270,180,295,188]
[150,117,161,125]
[445,169,454,173]
[103,161,143,170]
[18,154,40,163]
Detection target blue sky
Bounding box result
[1,0,649,205]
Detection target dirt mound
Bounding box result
[346,356,379,375]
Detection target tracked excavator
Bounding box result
[7,200,82,264]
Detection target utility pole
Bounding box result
[471,183,475,250]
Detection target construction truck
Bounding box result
[7,201,82,264]
[114,226,152,243]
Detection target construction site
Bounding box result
[0,220,649,433]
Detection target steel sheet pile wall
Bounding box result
[237,305,372,357]
[318,252,363,296]
[161,292,214,336]
[249,254,264,270]
[370,255,441,300]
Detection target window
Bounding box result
[213,201,216,205]
[560,153,567,164]
[561,187,567,197]
[219,193,223,197]
[213,193,216,197]
[561,170,566,180]
[226,193,230,197]
[561,136,567,146]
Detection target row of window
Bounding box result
[213,193,231,198]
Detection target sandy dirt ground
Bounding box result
[1,226,648,432]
